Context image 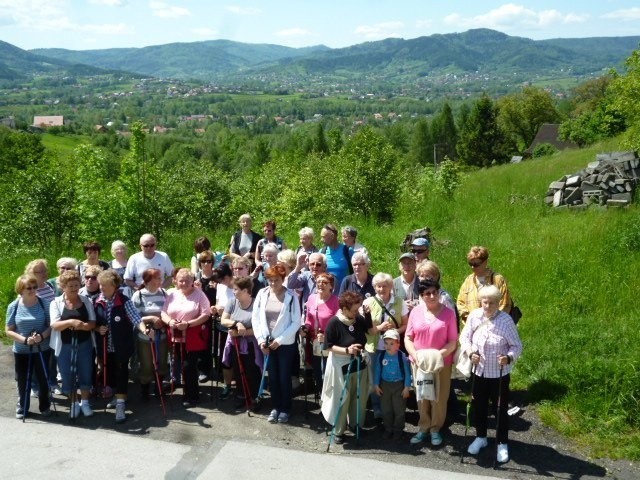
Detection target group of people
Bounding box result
[5,214,522,464]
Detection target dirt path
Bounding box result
[1,345,636,479]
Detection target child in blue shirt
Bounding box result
[373,329,411,439]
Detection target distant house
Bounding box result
[525,123,577,157]
[1,116,16,129]
[33,115,64,128]
[94,125,108,133]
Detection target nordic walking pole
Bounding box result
[356,353,361,441]
[327,355,356,452]
[36,342,56,414]
[257,353,270,399]
[301,333,308,417]
[102,334,109,413]
[232,334,253,416]
[461,362,477,463]
[23,343,34,423]
[149,330,166,416]
[494,363,504,470]
[70,330,78,422]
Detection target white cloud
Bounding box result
[149,1,190,19]
[415,19,433,29]
[192,27,217,36]
[77,22,128,35]
[354,21,404,40]
[276,27,311,38]
[89,0,127,6]
[444,3,587,32]
[601,7,640,21]
[226,5,261,15]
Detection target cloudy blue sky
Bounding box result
[1,1,639,51]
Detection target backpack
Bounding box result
[400,227,432,252]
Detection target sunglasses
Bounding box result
[201,259,213,264]
[85,275,97,280]
[24,286,37,291]
[411,249,427,254]
[141,244,156,248]
[468,261,483,268]
[60,266,74,270]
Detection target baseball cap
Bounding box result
[382,329,400,341]
[411,237,430,247]
[399,252,416,261]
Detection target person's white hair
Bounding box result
[478,284,502,302]
[351,251,370,266]
[298,226,314,238]
[308,252,326,266]
[239,213,252,224]
[277,249,297,268]
[372,272,393,287]
[56,257,78,269]
[263,243,279,255]
[111,240,127,256]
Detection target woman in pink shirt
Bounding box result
[161,268,211,408]
[405,278,457,447]
[303,273,339,397]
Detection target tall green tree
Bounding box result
[606,49,640,151]
[411,118,432,166]
[457,95,509,167]
[497,86,561,152]
[431,102,458,162]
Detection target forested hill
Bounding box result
[0,40,116,80]
[29,29,640,82]
[31,40,330,81]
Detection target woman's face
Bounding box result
[176,273,194,292]
[200,258,214,273]
[146,275,162,291]
[299,234,312,249]
[263,226,275,240]
[481,296,499,316]
[233,286,251,301]
[232,264,249,278]
[99,281,117,299]
[86,248,99,261]
[375,282,392,302]
[267,275,284,292]
[240,218,252,230]
[420,287,440,309]
[113,247,127,259]
[469,257,488,275]
[263,250,278,266]
[62,279,81,298]
[21,282,38,300]
[31,265,48,287]
[58,263,75,275]
[316,277,332,295]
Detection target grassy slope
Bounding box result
[1,136,638,459]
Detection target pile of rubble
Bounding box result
[545,151,639,208]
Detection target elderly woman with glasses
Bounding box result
[405,279,458,447]
[456,246,512,327]
[460,284,522,464]
[6,274,52,419]
[49,257,78,296]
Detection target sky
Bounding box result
[0,1,639,51]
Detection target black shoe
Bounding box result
[182,399,199,408]
[220,385,232,400]
[334,435,345,445]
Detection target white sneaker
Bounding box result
[497,443,509,463]
[467,436,488,455]
[106,397,117,409]
[80,401,94,417]
[70,401,81,419]
[115,402,126,423]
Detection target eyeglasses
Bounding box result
[309,262,323,267]
[421,289,439,297]
[352,262,366,267]
[60,266,74,270]
[233,266,247,270]
[85,275,97,280]
[141,244,156,248]
[316,280,330,285]
[201,259,213,264]
[468,261,483,268]
[24,285,37,291]
[411,249,427,254]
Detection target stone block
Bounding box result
[562,187,575,199]
[544,195,555,205]
[553,189,563,207]
[549,181,565,189]
[566,175,581,187]
[581,182,596,191]
[565,187,583,204]
[616,185,625,192]
[612,151,636,162]
[612,192,632,202]
[606,199,630,207]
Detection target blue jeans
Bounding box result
[267,343,297,414]
[57,339,94,393]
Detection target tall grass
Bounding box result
[1,137,638,458]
